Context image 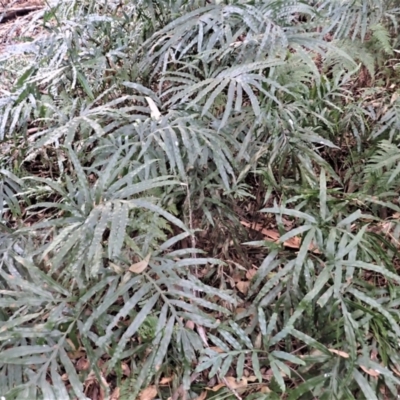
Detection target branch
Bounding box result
[0,6,42,23]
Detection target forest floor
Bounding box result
[0,0,44,52]
[1,3,399,400]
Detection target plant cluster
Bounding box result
[1,0,400,399]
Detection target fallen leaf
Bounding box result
[262,368,274,380]
[121,362,131,376]
[206,377,248,392]
[309,349,325,357]
[84,370,108,400]
[224,376,248,390]
[209,346,225,353]
[241,221,279,242]
[67,350,86,359]
[241,221,321,254]
[231,272,242,283]
[160,376,173,384]
[360,365,380,377]
[231,261,247,271]
[194,391,207,400]
[329,349,349,358]
[185,320,195,330]
[282,217,294,228]
[129,254,151,274]
[236,281,250,295]
[261,386,272,393]
[110,387,120,400]
[109,262,124,274]
[254,332,262,349]
[246,268,257,280]
[139,385,157,400]
[391,365,400,377]
[235,307,247,315]
[206,383,225,392]
[76,357,90,371]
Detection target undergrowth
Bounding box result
[1,0,400,399]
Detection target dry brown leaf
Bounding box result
[185,320,195,330]
[121,362,131,376]
[129,254,151,274]
[329,349,349,358]
[160,376,173,384]
[261,386,272,393]
[310,349,325,357]
[139,385,157,400]
[209,346,225,353]
[262,368,274,380]
[246,268,257,280]
[231,272,243,283]
[240,221,321,254]
[194,391,207,400]
[224,376,248,390]
[254,332,262,349]
[360,365,380,377]
[236,281,250,295]
[392,365,400,377]
[67,350,86,359]
[206,382,225,392]
[109,262,124,274]
[206,377,248,392]
[110,387,120,400]
[76,357,90,371]
[241,221,279,242]
[84,370,109,400]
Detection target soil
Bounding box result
[0,0,44,51]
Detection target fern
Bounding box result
[364,139,400,192]
[119,374,137,400]
[1,0,400,397]
[371,23,394,55]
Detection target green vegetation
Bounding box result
[1,0,400,398]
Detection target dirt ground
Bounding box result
[1,0,43,8]
[0,0,44,52]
